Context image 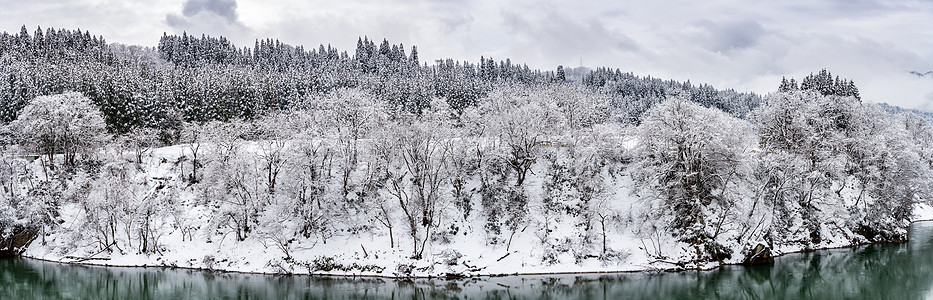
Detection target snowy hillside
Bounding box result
[3,86,932,277]
[910,71,933,78]
[24,141,656,276]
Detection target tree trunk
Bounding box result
[601,217,607,255]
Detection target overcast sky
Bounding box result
[2,0,932,109]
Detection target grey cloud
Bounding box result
[166,0,245,31]
[501,9,640,64]
[440,14,473,33]
[501,11,530,33]
[692,19,765,54]
[165,14,188,28]
[598,9,628,18]
[163,0,254,47]
[798,0,893,18]
[828,0,887,11]
[182,0,239,20]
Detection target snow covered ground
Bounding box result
[914,203,933,221]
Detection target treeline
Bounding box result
[0,26,760,137]
[583,68,762,122]
[779,69,861,100]
[0,25,113,63]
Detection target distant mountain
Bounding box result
[910,71,933,78]
[875,102,933,119]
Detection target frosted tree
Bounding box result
[319,88,387,201]
[753,91,852,245]
[634,98,752,263]
[203,120,246,166]
[179,122,206,183]
[290,115,338,242]
[842,106,933,241]
[0,146,59,248]
[120,127,160,165]
[380,106,451,259]
[74,162,139,254]
[254,113,299,195]
[477,87,560,186]
[205,149,265,242]
[549,85,610,133]
[446,136,477,222]
[8,92,106,171]
[464,87,562,246]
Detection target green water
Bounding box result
[4,222,933,299]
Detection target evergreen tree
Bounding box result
[785,69,860,101]
[409,45,419,67]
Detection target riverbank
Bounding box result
[21,204,933,279]
[12,222,933,300]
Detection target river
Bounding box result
[4,222,933,299]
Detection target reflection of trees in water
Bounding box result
[611,222,933,300]
[3,224,933,299]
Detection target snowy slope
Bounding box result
[19,138,926,278]
[24,142,667,276]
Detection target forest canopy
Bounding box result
[0,26,760,136]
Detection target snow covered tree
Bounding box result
[8,92,106,171]
[778,77,798,92]
[753,91,853,245]
[841,106,933,241]
[794,69,861,100]
[253,113,299,195]
[77,156,170,254]
[477,87,561,186]
[0,147,59,249]
[549,85,610,132]
[202,120,246,166]
[380,106,452,259]
[634,98,752,263]
[318,89,387,201]
[179,122,205,183]
[120,127,159,165]
[201,146,265,242]
[74,163,135,253]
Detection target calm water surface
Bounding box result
[5,222,933,299]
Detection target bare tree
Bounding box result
[180,122,204,184]
[381,120,450,259]
[258,139,288,195]
[122,127,159,166]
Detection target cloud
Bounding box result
[439,15,473,34]
[165,0,252,40]
[182,0,239,20]
[500,9,640,67]
[690,19,766,54]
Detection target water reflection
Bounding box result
[3,222,933,299]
